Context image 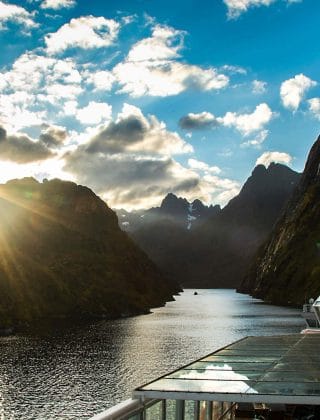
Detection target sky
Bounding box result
[0,0,319,210]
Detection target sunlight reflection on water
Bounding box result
[0,289,304,419]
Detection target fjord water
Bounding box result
[0,289,304,419]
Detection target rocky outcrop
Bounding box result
[238,136,320,305]
[0,178,180,328]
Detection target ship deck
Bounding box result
[92,334,320,419]
[134,334,320,405]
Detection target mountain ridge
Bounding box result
[238,135,320,305]
[0,178,180,329]
[117,163,300,288]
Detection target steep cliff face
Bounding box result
[0,178,180,328]
[239,136,320,305]
[184,163,300,288]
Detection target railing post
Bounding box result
[194,401,200,420]
[207,401,213,419]
[161,400,166,420]
[175,400,184,420]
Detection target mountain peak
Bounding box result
[238,134,320,305]
[251,164,267,176]
[160,193,189,214]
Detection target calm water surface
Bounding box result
[0,289,305,419]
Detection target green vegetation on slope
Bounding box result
[0,178,180,328]
[239,136,320,305]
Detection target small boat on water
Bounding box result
[91,299,320,420]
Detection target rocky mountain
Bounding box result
[116,195,220,285]
[239,135,320,305]
[118,164,300,288]
[117,193,220,232]
[0,178,180,329]
[187,163,300,288]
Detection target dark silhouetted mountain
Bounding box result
[239,135,320,305]
[119,165,300,288]
[116,193,220,232]
[186,163,300,288]
[116,194,220,285]
[0,178,180,328]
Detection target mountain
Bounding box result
[0,178,180,329]
[187,163,300,288]
[117,193,220,232]
[119,164,300,289]
[116,195,220,285]
[239,135,320,305]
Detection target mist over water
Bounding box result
[0,289,304,419]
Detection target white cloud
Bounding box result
[114,61,228,97]
[224,0,300,19]
[45,83,83,100]
[280,73,317,111]
[0,52,82,96]
[62,103,240,209]
[63,100,78,116]
[241,129,269,148]
[252,80,267,94]
[188,158,221,174]
[75,101,112,125]
[256,151,293,167]
[127,25,184,62]
[202,173,240,203]
[113,24,229,97]
[0,101,45,131]
[308,98,320,120]
[179,104,274,139]
[0,1,37,30]
[221,65,247,75]
[224,0,274,18]
[87,70,115,91]
[65,150,239,210]
[40,0,76,9]
[48,60,82,84]
[219,103,274,136]
[0,157,74,185]
[0,52,85,130]
[45,16,120,54]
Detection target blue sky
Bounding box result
[0,0,319,209]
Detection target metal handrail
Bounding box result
[90,398,158,420]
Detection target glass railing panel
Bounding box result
[127,414,142,420]
[212,401,224,420]
[198,401,212,420]
[184,400,196,420]
[145,400,163,420]
[165,399,176,420]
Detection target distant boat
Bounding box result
[193,291,198,295]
